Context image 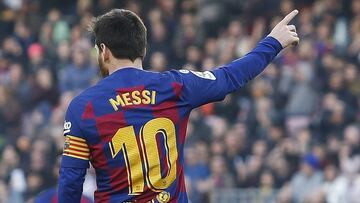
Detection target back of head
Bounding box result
[90,9,147,62]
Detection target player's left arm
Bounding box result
[172,10,299,108]
[58,101,90,203]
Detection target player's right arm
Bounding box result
[58,100,90,203]
[172,10,299,108]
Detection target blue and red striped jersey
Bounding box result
[58,36,283,203]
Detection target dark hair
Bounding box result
[90,9,147,61]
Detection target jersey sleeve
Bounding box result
[58,167,87,203]
[171,36,282,108]
[61,100,90,169]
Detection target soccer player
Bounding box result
[58,9,299,203]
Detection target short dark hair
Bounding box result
[90,9,147,61]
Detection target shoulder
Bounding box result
[67,85,101,113]
[136,69,185,83]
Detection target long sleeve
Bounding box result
[58,167,87,203]
[58,99,90,203]
[170,36,283,108]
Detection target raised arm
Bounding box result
[171,10,299,108]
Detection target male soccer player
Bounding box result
[58,9,299,203]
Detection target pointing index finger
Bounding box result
[280,10,299,25]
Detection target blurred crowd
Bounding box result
[0,0,359,203]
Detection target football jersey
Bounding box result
[59,36,282,203]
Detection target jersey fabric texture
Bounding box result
[58,36,282,203]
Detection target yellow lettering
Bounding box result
[109,95,125,111]
[122,93,133,106]
[132,91,142,105]
[142,90,151,104]
[151,91,156,105]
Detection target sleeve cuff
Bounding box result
[264,36,283,53]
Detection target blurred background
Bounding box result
[0,0,359,202]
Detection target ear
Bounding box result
[100,43,110,62]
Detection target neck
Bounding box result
[108,58,143,75]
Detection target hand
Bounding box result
[269,10,299,48]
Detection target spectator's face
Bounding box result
[352,0,360,14]
[210,156,226,175]
[225,132,241,154]
[329,72,344,91]
[181,13,193,27]
[330,101,345,124]
[186,46,201,64]
[344,125,360,146]
[1,145,19,168]
[344,64,358,82]
[324,165,337,181]
[301,162,314,177]
[297,129,311,145]
[327,136,340,152]
[248,156,263,173]
[209,117,227,138]
[228,21,242,38]
[260,171,274,188]
[298,39,315,60]
[185,147,197,166]
[280,0,294,14]
[30,140,49,171]
[151,22,166,41]
[47,9,60,23]
[9,63,23,84]
[204,38,217,57]
[26,173,43,194]
[35,68,52,89]
[73,50,86,67]
[252,140,267,157]
[322,93,337,110]
[57,41,70,60]
[321,54,335,70]
[317,23,330,41]
[210,140,224,155]
[202,57,215,71]
[14,22,29,38]
[269,126,283,142]
[195,142,209,163]
[159,0,175,14]
[272,158,289,177]
[150,52,167,71]
[3,37,22,55]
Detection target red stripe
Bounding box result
[63,151,89,159]
[68,136,86,142]
[70,142,88,148]
[69,138,87,144]
[67,146,89,153]
[51,191,57,203]
[69,142,88,149]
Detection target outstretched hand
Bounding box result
[269,10,299,48]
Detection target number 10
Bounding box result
[109,118,178,194]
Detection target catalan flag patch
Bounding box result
[63,135,90,160]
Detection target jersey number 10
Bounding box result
[108,118,178,194]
